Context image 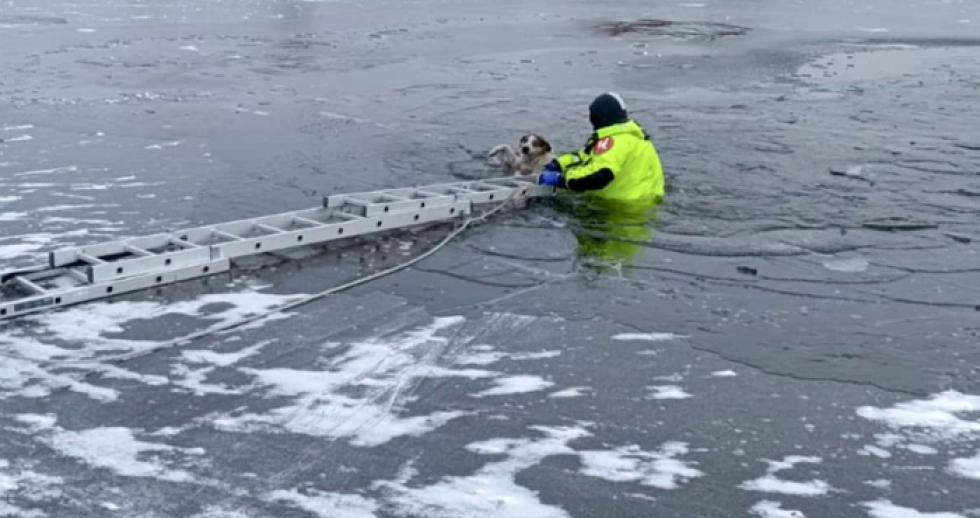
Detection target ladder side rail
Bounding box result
[213,200,472,260]
[86,247,214,284]
[0,259,231,321]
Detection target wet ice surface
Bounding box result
[3,0,980,516]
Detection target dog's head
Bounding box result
[519,134,552,159]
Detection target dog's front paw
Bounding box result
[486,145,507,165]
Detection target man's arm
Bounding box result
[565,168,614,191]
[560,145,620,191]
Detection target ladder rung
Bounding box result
[66,269,90,285]
[13,276,46,295]
[124,244,153,257]
[254,222,283,234]
[342,199,373,208]
[172,238,200,249]
[78,253,106,265]
[332,211,363,220]
[212,229,242,241]
[292,216,324,228]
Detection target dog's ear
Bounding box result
[537,135,552,153]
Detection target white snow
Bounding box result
[145,140,181,150]
[471,375,554,397]
[548,386,590,399]
[648,385,692,400]
[612,332,688,342]
[46,426,201,483]
[739,456,832,497]
[380,426,587,518]
[181,340,270,367]
[905,444,938,455]
[191,506,254,518]
[0,212,28,222]
[856,391,980,438]
[13,165,78,177]
[0,459,63,518]
[455,349,560,366]
[750,501,806,518]
[711,370,738,377]
[0,243,42,260]
[865,479,893,489]
[6,134,33,142]
[0,289,307,364]
[213,316,483,447]
[823,257,870,272]
[266,489,379,518]
[862,499,966,518]
[578,441,703,489]
[859,445,892,459]
[948,451,980,480]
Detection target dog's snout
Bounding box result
[521,146,531,155]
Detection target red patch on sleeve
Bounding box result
[593,136,615,155]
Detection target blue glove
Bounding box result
[538,170,563,187]
[542,160,561,173]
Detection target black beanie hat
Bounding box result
[589,92,628,130]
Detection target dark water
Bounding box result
[2,0,980,516]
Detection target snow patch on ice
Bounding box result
[711,370,738,377]
[739,456,831,496]
[856,391,980,439]
[859,445,892,459]
[145,140,181,150]
[549,386,591,399]
[857,391,980,467]
[0,458,63,518]
[613,332,688,342]
[37,424,203,483]
[213,316,480,447]
[266,488,379,518]
[380,426,587,518]
[455,348,560,366]
[862,499,966,518]
[0,212,28,222]
[13,165,78,177]
[948,451,980,481]
[905,444,938,455]
[181,340,270,367]
[471,375,554,398]
[648,385,692,400]
[865,479,893,489]
[823,257,869,272]
[750,501,806,518]
[0,288,305,400]
[578,441,703,489]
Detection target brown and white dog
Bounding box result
[487,133,554,176]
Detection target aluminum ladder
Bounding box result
[0,176,550,321]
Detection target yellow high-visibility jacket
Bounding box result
[554,119,664,203]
